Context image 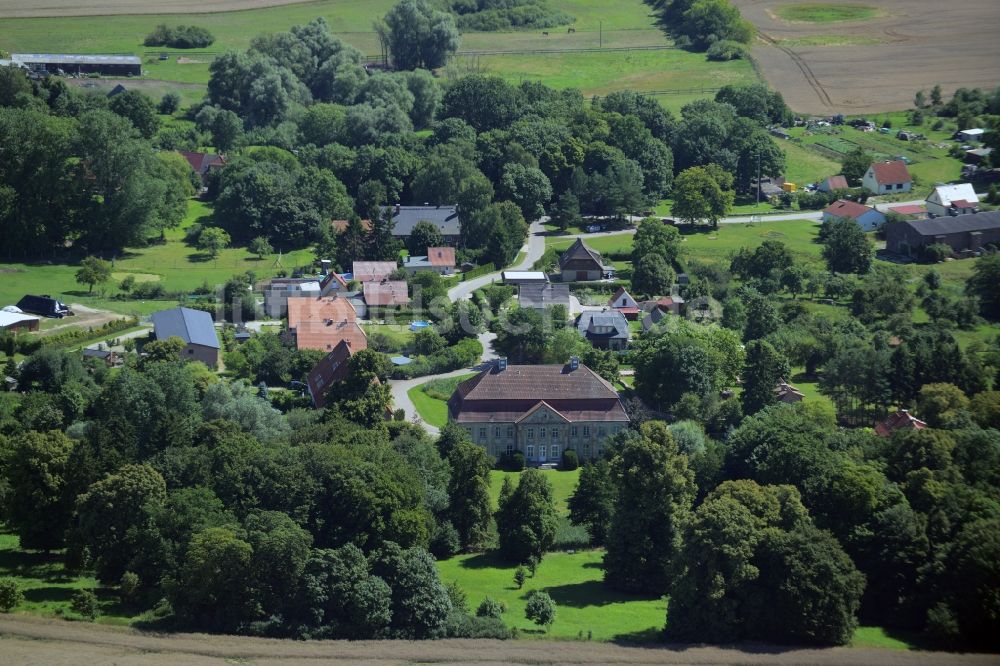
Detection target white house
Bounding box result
[925,183,980,217]
[862,161,912,195]
[822,199,886,232]
[957,128,985,143]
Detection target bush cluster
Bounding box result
[144,24,215,48]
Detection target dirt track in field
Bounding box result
[1,615,999,666]
[0,0,314,18]
[734,0,1000,115]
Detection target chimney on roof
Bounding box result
[497,357,508,371]
[570,356,579,371]
[320,259,331,273]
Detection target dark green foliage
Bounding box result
[604,423,696,593]
[6,430,76,550]
[381,0,460,71]
[524,589,556,629]
[740,339,790,415]
[967,254,1000,321]
[496,469,558,563]
[821,217,874,274]
[0,579,24,612]
[841,147,872,185]
[568,460,615,545]
[560,448,579,471]
[447,441,493,550]
[70,589,100,620]
[144,24,215,48]
[108,90,160,139]
[667,480,863,645]
[371,543,453,638]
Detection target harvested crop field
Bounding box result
[1,615,998,666]
[0,0,313,18]
[734,0,1000,115]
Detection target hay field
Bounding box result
[734,0,1000,115]
[2,614,998,665]
[0,0,315,18]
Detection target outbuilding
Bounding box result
[885,210,1000,257]
[11,53,141,76]
[151,306,220,367]
[0,309,40,333]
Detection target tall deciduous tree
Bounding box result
[603,422,696,593]
[75,256,111,293]
[379,0,459,71]
[446,441,493,550]
[6,430,76,550]
[841,147,872,186]
[672,163,734,228]
[568,459,615,545]
[406,220,443,255]
[740,339,790,415]
[821,217,873,274]
[495,468,558,563]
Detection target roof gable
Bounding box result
[151,307,219,349]
[515,401,571,424]
[559,238,603,269]
[869,160,911,184]
[427,246,456,267]
[929,183,979,207]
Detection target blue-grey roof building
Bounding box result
[576,310,631,351]
[12,53,141,76]
[151,307,220,367]
[384,205,461,244]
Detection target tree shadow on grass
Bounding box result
[611,626,663,644]
[457,552,510,570]
[24,586,79,604]
[581,561,603,569]
[545,580,662,609]
[186,252,215,263]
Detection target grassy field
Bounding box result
[775,3,883,23]
[408,373,476,428]
[0,529,129,625]
[438,549,666,641]
[488,468,581,515]
[0,199,315,318]
[1,0,759,110]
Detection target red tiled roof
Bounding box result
[824,199,873,220]
[363,281,409,306]
[307,340,355,409]
[870,160,911,185]
[295,320,367,353]
[427,246,456,267]
[823,175,848,190]
[874,409,927,437]
[320,272,348,290]
[353,261,398,283]
[287,296,356,331]
[889,204,926,216]
[331,219,373,234]
[178,151,226,174]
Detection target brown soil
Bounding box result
[0,0,313,18]
[39,304,123,336]
[734,0,1000,115]
[1,614,998,666]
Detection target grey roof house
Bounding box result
[384,205,461,243]
[151,306,220,367]
[519,283,570,312]
[576,310,631,350]
[885,210,1000,257]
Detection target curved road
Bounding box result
[389,202,922,430]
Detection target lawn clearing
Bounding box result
[0,528,131,625]
[489,468,581,516]
[437,549,666,642]
[775,3,883,23]
[408,373,476,428]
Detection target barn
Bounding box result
[11,53,141,77]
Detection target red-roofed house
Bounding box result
[607,287,640,320]
[319,271,348,296]
[331,218,373,234]
[817,175,849,193]
[363,281,410,307]
[353,261,398,283]
[179,151,226,183]
[402,246,456,275]
[888,204,927,219]
[862,160,912,195]
[822,199,886,231]
[874,409,927,437]
[307,340,355,409]
[286,296,365,352]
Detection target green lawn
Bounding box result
[437,549,666,641]
[489,468,581,515]
[0,199,315,317]
[781,139,841,186]
[775,3,883,23]
[0,529,131,625]
[408,373,477,428]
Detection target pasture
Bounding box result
[773,3,883,23]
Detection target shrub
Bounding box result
[430,521,460,559]
[920,243,952,263]
[158,92,181,115]
[0,579,24,612]
[119,571,141,606]
[498,451,525,471]
[70,589,100,620]
[119,274,136,292]
[560,448,579,471]
[443,611,513,638]
[144,24,215,48]
[476,597,507,619]
[513,566,527,589]
[707,40,749,61]
[525,590,556,629]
